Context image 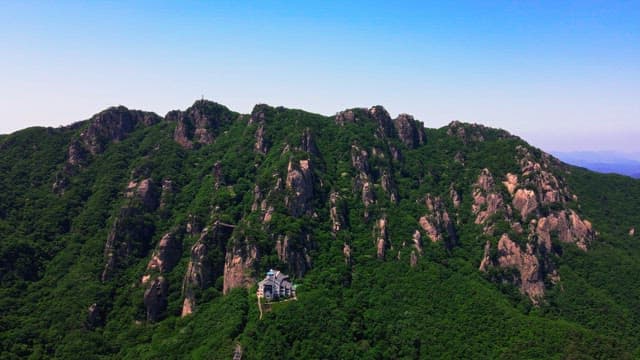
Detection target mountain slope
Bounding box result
[1,100,639,359]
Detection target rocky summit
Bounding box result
[1,99,640,359]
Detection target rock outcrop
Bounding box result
[497,235,545,302]
[285,159,314,217]
[222,238,258,295]
[513,189,538,220]
[66,140,89,167]
[418,194,458,249]
[56,107,161,193]
[254,124,268,154]
[351,145,375,218]
[249,104,273,125]
[102,179,158,282]
[369,105,395,138]
[412,230,423,255]
[330,192,347,234]
[145,232,182,275]
[536,210,594,251]
[186,214,202,236]
[446,121,515,144]
[478,241,492,272]
[380,171,398,203]
[516,146,569,205]
[144,276,169,322]
[125,178,159,211]
[336,106,427,145]
[299,128,319,156]
[79,106,161,156]
[472,169,507,230]
[476,148,596,302]
[375,216,390,259]
[502,173,518,195]
[181,222,233,316]
[249,104,274,154]
[393,114,426,148]
[165,100,235,149]
[335,109,360,126]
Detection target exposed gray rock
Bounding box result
[102,179,159,282]
[335,109,360,125]
[285,159,314,217]
[80,106,161,155]
[419,194,458,249]
[351,145,375,217]
[67,140,88,166]
[144,276,169,322]
[300,128,319,156]
[165,100,234,149]
[330,192,347,234]
[146,232,182,274]
[369,105,395,138]
[375,216,389,259]
[249,103,272,125]
[181,222,233,315]
[222,237,258,295]
[254,124,268,154]
[393,114,426,148]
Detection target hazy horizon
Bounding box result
[1,1,638,153]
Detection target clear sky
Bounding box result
[1,1,638,154]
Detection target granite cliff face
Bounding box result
[78,106,161,157]
[102,178,159,281]
[393,114,427,149]
[418,194,458,249]
[223,235,258,295]
[472,145,595,302]
[284,159,315,217]
[181,222,233,316]
[165,100,236,149]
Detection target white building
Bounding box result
[257,269,295,301]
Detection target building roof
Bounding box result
[258,269,292,289]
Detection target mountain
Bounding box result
[1,100,639,359]
[553,151,640,178]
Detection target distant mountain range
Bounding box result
[553,151,640,179]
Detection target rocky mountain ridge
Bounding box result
[1,99,639,359]
[50,100,598,319]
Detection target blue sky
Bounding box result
[1,1,638,154]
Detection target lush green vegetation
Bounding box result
[1,102,639,359]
